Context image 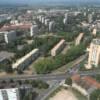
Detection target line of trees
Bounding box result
[34,44,86,74]
[9,36,60,62]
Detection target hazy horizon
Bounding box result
[0,0,100,5]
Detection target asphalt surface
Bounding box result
[0,70,99,81]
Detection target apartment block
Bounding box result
[75,33,84,45]
[30,25,38,37]
[0,88,20,100]
[12,49,39,70]
[85,39,100,69]
[51,39,65,57]
[4,31,16,44]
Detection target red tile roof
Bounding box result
[82,76,100,89]
[72,75,100,89]
[0,24,32,31]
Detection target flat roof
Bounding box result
[51,39,65,52]
[76,33,84,41]
[0,24,32,31]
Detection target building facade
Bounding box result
[12,49,39,70]
[30,25,38,37]
[49,21,55,32]
[4,31,16,44]
[85,39,100,69]
[75,33,84,45]
[51,39,65,57]
[0,88,20,100]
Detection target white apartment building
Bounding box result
[30,25,38,37]
[0,88,20,100]
[51,39,65,57]
[49,21,55,32]
[12,49,39,70]
[75,33,84,45]
[4,31,16,44]
[63,18,67,25]
[0,14,10,22]
[88,14,93,23]
[85,39,100,69]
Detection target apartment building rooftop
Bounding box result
[0,23,32,31]
[51,39,65,52]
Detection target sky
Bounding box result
[0,0,100,5]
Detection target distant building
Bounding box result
[85,39,100,69]
[65,13,68,19]
[45,19,50,26]
[63,18,67,25]
[72,74,100,99]
[10,20,19,25]
[41,17,45,24]
[0,23,32,32]
[51,39,65,57]
[4,31,16,44]
[49,21,55,32]
[88,14,93,23]
[96,20,100,29]
[0,14,10,22]
[30,25,38,37]
[75,33,84,45]
[0,23,38,37]
[12,49,39,70]
[0,32,5,42]
[0,88,20,100]
[84,12,87,16]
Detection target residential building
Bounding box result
[72,74,100,99]
[0,32,5,42]
[10,20,19,25]
[0,14,10,22]
[12,49,39,70]
[65,13,68,19]
[30,25,38,37]
[75,33,84,45]
[63,18,67,25]
[49,21,55,32]
[85,39,100,69]
[4,31,16,44]
[51,39,65,57]
[41,17,45,24]
[0,88,20,100]
[45,19,50,26]
[0,23,32,32]
[88,14,92,23]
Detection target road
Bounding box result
[0,70,100,81]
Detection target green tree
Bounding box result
[65,77,72,86]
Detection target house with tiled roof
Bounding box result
[71,74,100,99]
